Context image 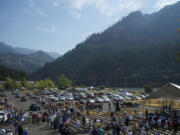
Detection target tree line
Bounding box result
[0,74,72,90]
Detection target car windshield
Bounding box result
[0,113,5,115]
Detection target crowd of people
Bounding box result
[0,93,180,135]
[34,95,180,135]
[0,96,29,135]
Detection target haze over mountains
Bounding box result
[0,42,60,58]
[0,42,60,73]
[31,2,180,86]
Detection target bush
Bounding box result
[144,84,153,93]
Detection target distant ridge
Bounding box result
[0,42,56,73]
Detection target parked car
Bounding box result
[112,95,124,101]
[74,95,80,100]
[15,93,21,98]
[134,96,142,100]
[51,97,59,102]
[66,96,74,101]
[86,93,94,98]
[20,96,27,102]
[29,104,40,111]
[0,111,7,122]
[80,99,87,104]
[101,96,111,102]
[59,96,66,101]
[95,97,104,103]
[49,95,55,98]
[87,99,95,103]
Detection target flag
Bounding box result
[64,118,70,125]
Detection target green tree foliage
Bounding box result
[0,65,27,81]
[44,78,55,88]
[175,19,180,60]
[21,78,33,89]
[5,77,15,90]
[35,80,47,89]
[144,84,153,93]
[57,74,72,89]
[99,85,106,90]
[35,78,55,89]
[14,81,22,89]
[0,84,3,90]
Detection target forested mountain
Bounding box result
[28,51,54,63]
[0,65,27,80]
[0,42,56,73]
[0,51,54,73]
[31,2,180,87]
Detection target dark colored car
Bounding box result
[20,96,27,102]
[29,104,40,111]
[15,93,21,98]
[80,99,87,104]
[74,95,80,100]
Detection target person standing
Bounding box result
[18,124,23,135]
[92,126,98,135]
[22,127,28,135]
[89,127,93,135]
[115,123,120,135]
[82,116,85,126]
[108,102,111,111]
[98,126,103,135]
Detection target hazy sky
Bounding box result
[0,0,179,54]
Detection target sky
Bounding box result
[0,0,180,54]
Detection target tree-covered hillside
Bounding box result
[0,65,27,81]
[31,2,180,87]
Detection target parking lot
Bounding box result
[1,89,179,135]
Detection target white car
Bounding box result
[66,96,74,101]
[53,97,59,101]
[95,97,104,103]
[50,97,59,102]
[87,99,95,103]
[0,111,7,122]
[49,95,55,99]
[123,95,131,100]
[101,96,111,102]
[59,96,66,101]
[135,96,142,100]
[112,95,124,101]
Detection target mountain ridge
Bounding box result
[0,42,55,73]
[0,42,61,58]
[30,1,180,87]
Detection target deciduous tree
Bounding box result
[5,77,15,90]
[57,74,72,89]
[144,84,153,94]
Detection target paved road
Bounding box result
[8,92,35,111]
